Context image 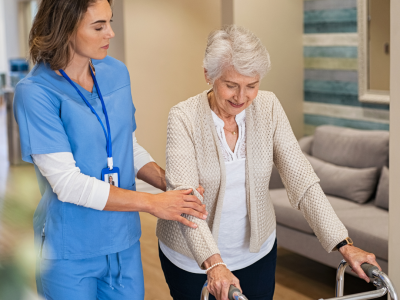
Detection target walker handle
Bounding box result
[361,263,380,279]
[228,285,248,300]
[228,285,241,300]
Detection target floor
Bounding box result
[0,101,383,300]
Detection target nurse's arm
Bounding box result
[104,185,207,228]
[136,162,166,191]
[132,132,166,191]
[32,153,207,229]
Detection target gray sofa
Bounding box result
[270,125,389,273]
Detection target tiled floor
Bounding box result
[0,102,382,300]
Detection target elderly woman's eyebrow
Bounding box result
[223,80,259,85]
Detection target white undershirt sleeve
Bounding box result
[31,133,155,210]
[132,132,155,176]
[32,152,110,210]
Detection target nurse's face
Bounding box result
[70,0,115,61]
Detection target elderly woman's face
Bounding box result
[210,67,260,116]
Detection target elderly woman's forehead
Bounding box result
[219,67,260,82]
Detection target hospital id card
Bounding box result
[101,167,120,188]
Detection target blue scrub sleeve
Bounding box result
[132,101,137,132]
[13,83,72,163]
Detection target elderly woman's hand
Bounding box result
[339,245,381,282]
[204,254,241,300]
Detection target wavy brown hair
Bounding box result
[29,0,113,70]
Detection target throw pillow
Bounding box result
[375,166,389,210]
[311,125,389,169]
[304,153,379,204]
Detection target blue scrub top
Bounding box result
[14,56,141,260]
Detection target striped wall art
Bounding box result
[303,0,389,135]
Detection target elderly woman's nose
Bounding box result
[235,88,246,102]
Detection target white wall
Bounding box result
[3,0,20,62]
[108,0,126,63]
[389,0,400,289]
[233,0,304,138]
[123,0,221,167]
[0,0,8,74]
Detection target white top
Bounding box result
[32,132,155,210]
[160,110,276,273]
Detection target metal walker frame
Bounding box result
[200,260,398,300]
[320,260,398,300]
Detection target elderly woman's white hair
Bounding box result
[203,25,271,83]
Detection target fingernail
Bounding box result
[193,224,198,228]
[203,214,207,219]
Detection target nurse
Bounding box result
[13,0,207,299]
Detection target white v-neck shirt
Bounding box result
[160,110,276,273]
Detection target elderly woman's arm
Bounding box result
[165,106,221,266]
[271,95,380,282]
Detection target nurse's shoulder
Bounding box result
[91,55,131,87]
[13,63,59,115]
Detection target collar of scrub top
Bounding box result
[59,62,114,170]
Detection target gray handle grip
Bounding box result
[228,285,241,300]
[361,263,379,278]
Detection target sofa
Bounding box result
[269,125,389,273]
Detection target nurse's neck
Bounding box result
[55,53,94,93]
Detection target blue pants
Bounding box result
[159,239,277,300]
[36,241,144,300]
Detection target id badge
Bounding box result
[101,167,120,188]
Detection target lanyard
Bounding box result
[59,65,114,170]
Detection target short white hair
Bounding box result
[203,25,271,83]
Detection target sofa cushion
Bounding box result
[304,154,379,204]
[270,189,388,260]
[312,125,389,169]
[375,166,389,210]
[299,136,314,155]
[269,165,284,189]
[270,188,314,234]
[333,202,388,260]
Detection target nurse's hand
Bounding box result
[197,185,205,197]
[148,189,208,228]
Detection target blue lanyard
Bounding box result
[59,66,114,170]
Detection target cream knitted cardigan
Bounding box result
[156,90,348,268]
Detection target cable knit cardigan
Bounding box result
[156,90,348,268]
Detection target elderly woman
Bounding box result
[156,26,379,300]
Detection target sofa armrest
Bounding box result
[270,164,285,189]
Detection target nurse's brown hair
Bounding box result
[29,0,113,70]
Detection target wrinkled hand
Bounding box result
[205,255,241,300]
[339,245,381,282]
[149,189,208,228]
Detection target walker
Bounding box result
[200,260,398,300]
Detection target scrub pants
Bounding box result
[159,239,277,300]
[36,241,144,300]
